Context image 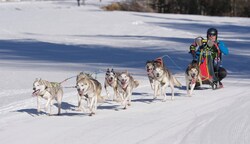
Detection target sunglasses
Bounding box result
[209,34,216,37]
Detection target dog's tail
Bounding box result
[134,80,139,88]
[172,76,182,87]
[97,95,108,103]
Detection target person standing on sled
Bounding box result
[189,28,229,88]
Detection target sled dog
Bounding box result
[76,72,103,116]
[117,71,139,109]
[185,62,202,96]
[152,59,182,101]
[146,60,155,90]
[32,78,63,115]
[104,68,119,101]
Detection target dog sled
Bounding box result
[196,49,220,90]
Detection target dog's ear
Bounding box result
[155,61,161,67]
[116,72,120,76]
[107,68,110,72]
[190,63,198,69]
[193,62,199,68]
[38,78,42,82]
[126,70,128,75]
[111,68,114,72]
[186,64,191,75]
[152,62,157,68]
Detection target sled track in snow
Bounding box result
[0,90,78,115]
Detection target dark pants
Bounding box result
[217,67,227,81]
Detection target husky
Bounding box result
[76,72,103,116]
[104,68,119,101]
[32,78,63,115]
[185,62,202,96]
[146,60,155,90]
[152,58,182,101]
[117,71,139,109]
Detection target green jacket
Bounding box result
[190,40,220,61]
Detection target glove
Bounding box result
[190,50,195,55]
[195,37,203,46]
[207,40,214,47]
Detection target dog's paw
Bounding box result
[89,112,95,116]
[162,99,167,102]
[171,97,175,101]
[75,107,83,112]
[114,98,121,102]
[76,108,81,112]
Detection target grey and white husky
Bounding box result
[146,60,155,90]
[104,68,119,101]
[185,62,202,96]
[152,59,182,101]
[76,72,103,116]
[32,78,63,115]
[117,71,139,109]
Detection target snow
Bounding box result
[0,0,250,144]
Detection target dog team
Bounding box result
[32,57,202,116]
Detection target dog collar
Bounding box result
[147,72,154,78]
[191,78,196,84]
[118,80,128,92]
[122,84,128,91]
[84,94,88,98]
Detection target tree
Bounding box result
[122,0,249,17]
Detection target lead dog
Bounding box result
[32,78,63,115]
[185,62,202,96]
[152,58,182,101]
[76,72,103,116]
[117,71,139,109]
[104,68,119,101]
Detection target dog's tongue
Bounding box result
[32,90,39,96]
[78,90,84,96]
[121,81,126,85]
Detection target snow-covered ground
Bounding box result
[0,0,250,144]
